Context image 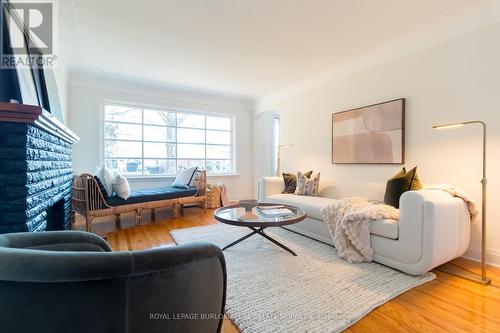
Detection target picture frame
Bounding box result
[332,98,405,164]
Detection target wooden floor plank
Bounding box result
[73,207,500,332]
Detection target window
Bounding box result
[104,103,233,176]
[273,114,280,176]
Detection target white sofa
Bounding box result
[258,177,471,275]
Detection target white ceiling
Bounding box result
[60,0,499,98]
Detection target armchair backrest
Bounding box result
[0,231,226,333]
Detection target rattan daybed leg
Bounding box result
[135,209,142,227]
[173,204,180,218]
[203,198,207,213]
[86,217,92,232]
[115,214,121,229]
[151,209,156,222]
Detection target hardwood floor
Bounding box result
[76,206,500,332]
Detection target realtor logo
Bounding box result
[5,2,53,53]
[1,1,56,68]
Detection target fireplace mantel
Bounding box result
[0,102,79,144]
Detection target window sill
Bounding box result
[126,174,240,181]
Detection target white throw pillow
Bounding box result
[112,174,131,200]
[172,166,198,189]
[97,166,114,195]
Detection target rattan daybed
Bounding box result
[72,170,207,232]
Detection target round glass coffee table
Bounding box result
[213,203,306,256]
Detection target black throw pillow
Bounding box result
[282,171,313,194]
[94,176,109,198]
[384,167,422,208]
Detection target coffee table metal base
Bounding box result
[222,227,297,256]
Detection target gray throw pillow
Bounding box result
[294,172,320,196]
[282,171,313,194]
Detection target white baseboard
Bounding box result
[230,195,255,201]
[462,248,500,268]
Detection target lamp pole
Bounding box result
[433,120,490,285]
[478,121,487,282]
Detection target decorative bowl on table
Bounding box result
[238,200,259,212]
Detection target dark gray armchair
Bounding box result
[0,231,226,333]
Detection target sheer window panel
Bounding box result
[106,159,142,176]
[105,141,142,158]
[206,145,231,159]
[104,105,142,123]
[105,123,142,141]
[206,160,232,174]
[144,142,176,159]
[206,116,231,131]
[206,130,230,145]
[144,125,176,142]
[144,109,176,126]
[177,113,205,128]
[177,128,205,144]
[144,159,177,175]
[177,159,205,170]
[177,144,205,159]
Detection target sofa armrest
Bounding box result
[394,189,471,268]
[0,231,111,252]
[258,177,285,202]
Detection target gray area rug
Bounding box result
[171,224,435,333]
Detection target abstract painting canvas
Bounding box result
[332,98,405,164]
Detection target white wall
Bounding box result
[68,72,254,200]
[256,23,500,265]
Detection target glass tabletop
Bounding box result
[213,203,306,227]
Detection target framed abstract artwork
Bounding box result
[332,98,405,164]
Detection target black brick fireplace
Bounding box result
[0,103,79,233]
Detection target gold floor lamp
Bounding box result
[433,120,491,285]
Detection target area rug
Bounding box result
[171,224,435,333]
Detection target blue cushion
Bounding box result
[105,187,198,207]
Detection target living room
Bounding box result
[1,0,499,332]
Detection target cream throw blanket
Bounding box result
[321,185,477,263]
[322,198,399,263]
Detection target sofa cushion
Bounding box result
[266,194,399,240]
[370,219,399,240]
[267,194,332,220]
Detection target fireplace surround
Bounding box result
[0,103,79,233]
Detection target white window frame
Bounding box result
[101,101,235,177]
[272,113,280,176]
